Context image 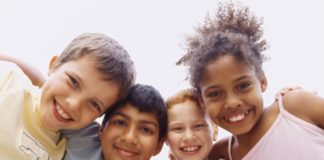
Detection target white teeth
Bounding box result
[229,113,245,122]
[182,146,199,152]
[56,105,70,120]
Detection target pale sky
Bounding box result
[1,0,324,159]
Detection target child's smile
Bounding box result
[52,98,73,122]
[201,55,267,135]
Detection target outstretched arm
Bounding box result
[0,53,45,87]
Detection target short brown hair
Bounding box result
[55,33,135,100]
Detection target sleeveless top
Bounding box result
[228,96,324,160]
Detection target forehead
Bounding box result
[112,103,159,126]
[168,100,205,121]
[201,55,256,87]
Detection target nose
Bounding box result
[66,95,83,111]
[224,93,242,109]
[183,128,196,142]
[120,126,138,145]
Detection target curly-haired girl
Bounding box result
[177,2,324,160]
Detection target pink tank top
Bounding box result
[228,96,324,160]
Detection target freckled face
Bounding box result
[167,100,212,160]
[40,57,120,132]
[200,55,267,135]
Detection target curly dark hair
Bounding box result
[177,2,268,95]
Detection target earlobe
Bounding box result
[98,125,104,140]
[257,72,267,92]
[260,77,267,92]
[48,55,59,74]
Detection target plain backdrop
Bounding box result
[1,0,324,159]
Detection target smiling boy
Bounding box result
[100,84,167,160]
[0,33,135,159]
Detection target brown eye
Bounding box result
[207,90,223,100]
[140,126,154,134]
[237,82,251,91]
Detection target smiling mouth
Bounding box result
[180,145,201,153]
[53,99,73,122]
[223,109,252,123]
[114,145,138,157]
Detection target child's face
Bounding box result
[200,55,267,135]
[40,56,120,132]
[100,103,163,160]
[167,100,212,160]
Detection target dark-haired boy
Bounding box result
[100,83,167,160]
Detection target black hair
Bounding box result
[102,84,167,140]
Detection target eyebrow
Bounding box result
[234,75,252,83]
[111,112,159,128]
[111,112,129,120]
[139,120,158,128]
[204,75,253,90]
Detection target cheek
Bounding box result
[206,106,220,122]
[101,128,116,142]
[167,133,181,148]
[200,130,213,147]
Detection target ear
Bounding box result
[258,72,267,92]
[48,55,59,74]
[153,139,165,156]
[98,125,104,140]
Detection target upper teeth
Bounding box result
[56,105,70,119]
[182,146,199,152]
[229,113,245,122]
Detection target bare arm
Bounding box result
[208,137,230,160]
[0,53,45,87]
[283,89,324,129]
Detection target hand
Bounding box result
[275,85,302,101]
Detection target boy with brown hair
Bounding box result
[0,33,135,159]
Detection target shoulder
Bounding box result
[63,122,102,160]
[63,121,100,138]
[208,137,230,160]
[282,89,324,128]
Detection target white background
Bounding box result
[1,0,324,159]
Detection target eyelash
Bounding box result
[193,123,207,130]
[111,119,155,134]
[237,82,251,91]
[113,119,127,127]
[88,100,101,112]
[67,74,79,89]
[207,91,222,100]
[140,127,154,134]
[170,127,183,132]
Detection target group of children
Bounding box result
[1,1,323,160]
